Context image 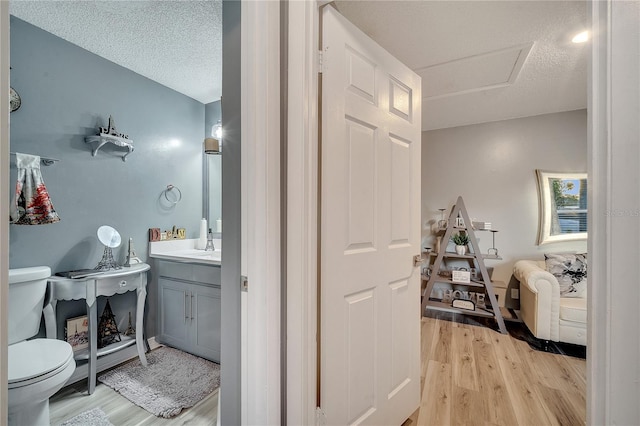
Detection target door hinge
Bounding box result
[315,407,326,426]
[241,275,248,292]
[413,254,422,267]
[318,50,324,73]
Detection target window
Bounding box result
[536,170,587,245]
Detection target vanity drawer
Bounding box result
[158,261,221,286]
[96,273,143,295]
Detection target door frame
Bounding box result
[0,2,9,421]
[587,1,640,423]
[286,1,320,424]
[587,2,607,422]
[240,0,282,424]
[0,2,284,424]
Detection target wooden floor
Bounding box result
[403,315,586,426]
[49,363,219,425]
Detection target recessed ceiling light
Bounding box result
[572,31,589,44]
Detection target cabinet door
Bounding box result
[158,278,191,350]
[191,284,221,362]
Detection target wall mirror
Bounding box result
[204,153,222,232]
[536,170,587,245]
[203,103,222,233]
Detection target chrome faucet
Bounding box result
[205,228,215,251]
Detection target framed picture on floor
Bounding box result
[66,315,89,352]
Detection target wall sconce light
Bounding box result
[213,120,222,139]
[205,120,222,155]
[204,137,221,155]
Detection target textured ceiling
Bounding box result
[10,0,222,104]
[10,1,587,129]
[336,0,588,130]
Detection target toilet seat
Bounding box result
[8,339,74,389]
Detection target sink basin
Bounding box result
[170,249,221,261]
[148,239,222,265]
[190,252,219,257]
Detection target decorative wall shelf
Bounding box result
[85,134,134,161]
[85,115,134,161]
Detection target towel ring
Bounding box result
[164,185,182,204]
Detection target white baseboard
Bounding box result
[148,336,162,350]
[66,336,163,387]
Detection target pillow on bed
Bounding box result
[544,253,587,298]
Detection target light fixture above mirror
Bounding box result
[204,137,221,155]
[205,121,222,155]
[212,120,222,139]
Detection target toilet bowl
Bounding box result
[8,266,76,426]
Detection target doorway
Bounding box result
[0,2,241,424]
[289,1,600,424]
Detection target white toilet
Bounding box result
[8,266,76,426]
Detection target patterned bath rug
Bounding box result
[60,407,113,426]
[98,346,220,418]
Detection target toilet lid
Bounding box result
[8,339,73,386]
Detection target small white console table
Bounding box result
[44,263,150,394]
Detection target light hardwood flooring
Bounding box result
[49,363,218,426]
[403,315,586,426]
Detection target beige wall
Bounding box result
[421,109,588,286]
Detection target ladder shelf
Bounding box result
[422,196,507,334]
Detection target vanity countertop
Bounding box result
[149,238,221,266]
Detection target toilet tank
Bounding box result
[8,266,51,345]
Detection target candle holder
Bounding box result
[437,208,447,229]
[488,230,499,257]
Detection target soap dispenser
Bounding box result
[205,228,215,251]
[197,218,208,250]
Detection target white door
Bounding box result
[321,6,422,425]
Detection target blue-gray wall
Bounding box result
[9,17,208,337]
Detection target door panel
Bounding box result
[389,77,412,121]
[345,118,377,253]
[389,279,411,396]
[345,288,377,424]
[346,47,377,103]
[390,134,412,246]
[321,5,422,425]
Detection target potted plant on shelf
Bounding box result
[451,232,469,255]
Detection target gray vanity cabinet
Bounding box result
[157,261,221,362]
